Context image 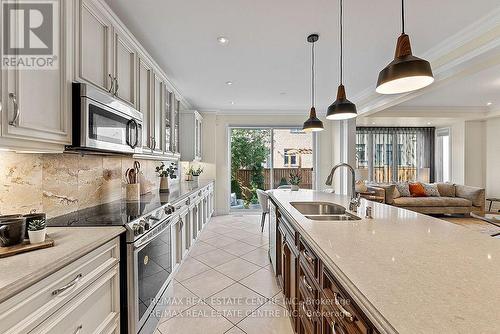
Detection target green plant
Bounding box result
[186,166,204,176]
[28,219,46,231]
[279,177,289,186]
[231,178,243,199]
[230,129,270,179]
[156,162,177,179]
[289,172,302,186]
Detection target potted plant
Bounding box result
[289,172,302,191]
[185,166,194,181]
[28,219,47,244]
[156,162,177,192]
[191,166,203,182]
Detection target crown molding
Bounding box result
[354,8,500,116]
[198,109,307,116]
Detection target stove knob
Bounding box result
[164,204,175,214]
[132,223,142,236]
[144,220,151,230]
[138,225,145,234]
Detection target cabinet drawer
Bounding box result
[30,265,120,334]
[0,238,120,334]
[299,237,319,281]
[298,300,318,334]
[321,305,350,334]
[298,265,318,310]
[322,270,370,334]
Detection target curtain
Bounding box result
[355,127,435,183]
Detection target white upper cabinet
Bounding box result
[113,28,136,106]
[0,0,72,149]
[152,73,163,154]
[137,56,153,151]
[77,0,114,93]
[180,110,203,161]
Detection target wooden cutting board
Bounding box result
[0,237,54,258]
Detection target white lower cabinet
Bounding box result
[0,237,121,334]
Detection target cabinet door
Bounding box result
[172,216,185,265]
[78,0,113,92]
[1,0,71,145]
[172,98,180,154]
[163,89,172,153]
[113,30,136,106]
[137,57,153,151]
[196,117,202,159]
[151,73,163,153]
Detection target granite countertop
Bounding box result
[0,226,125,303]
[269,189,500,334]
[47,180,214,227]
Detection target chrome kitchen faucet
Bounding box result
[325,163,361,212]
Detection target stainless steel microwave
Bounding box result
[69,82,143,154]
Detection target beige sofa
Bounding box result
[367,183,485,215]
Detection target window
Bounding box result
[284,149,297,167]
[436,128,451,182]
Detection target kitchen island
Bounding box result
[268,189,500,334]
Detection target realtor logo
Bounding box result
[2,0,59,69]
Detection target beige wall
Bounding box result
[486,117,500,200]
[199,112,341,215]
[0,152,177,218]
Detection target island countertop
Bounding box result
[0,226,125,303]
[268,189,500,334]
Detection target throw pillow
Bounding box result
[395,182,411,197]
[436,183,455,197]
[423,183,440,197]
[393,186,401,199]
[409,182,427,197]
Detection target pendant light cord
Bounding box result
[401,0,405,34]
[340,0,343,85]
[311,41,315,107]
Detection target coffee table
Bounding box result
[471,211,500,237]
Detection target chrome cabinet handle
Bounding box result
[8,93,20,126]
[334,292,353,322]
[108,74,115,93]
[114,76,119,95]
[73,325,83,334]
[302,276,313,292]
[302,303,311,319]
[52,273,83,296]
[302,250,314,264]
[331,320,336,334]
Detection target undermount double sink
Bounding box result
[290,202,361,222]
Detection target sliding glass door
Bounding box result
[435,128,451,182]
[230,127,315,210]
[355,127,435,183]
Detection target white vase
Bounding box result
[192,175,199,183]
[28,228,46,244]
[291,185,299,191]
[159,177,169,193]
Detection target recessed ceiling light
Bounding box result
[427,122,431,125]
[280,92,287,95]
[226,81,233,85]
[372,122,376,125]
[487,102,493,106]
[230,101,235,105]
[217,36,229,45]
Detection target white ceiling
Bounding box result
[105,0,500,113]
[400,62,500,109]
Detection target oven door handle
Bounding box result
[126,119,138,149]
[133,220,171,250]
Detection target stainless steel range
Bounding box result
[125,203,175,334]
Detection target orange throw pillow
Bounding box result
[409,182,427,197]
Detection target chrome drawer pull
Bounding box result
[331,320,336,334]
[52,273,83,296]
[74,325,83,334]
[334,292,353,322]
[302,276,313,292]
[302,303,311,319]
[302,250,314,264]
[108,74,115,93]
[8,93,20,126]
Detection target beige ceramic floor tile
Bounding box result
[223,241,258,257]
[174,256,211,282]
[241,235,269,247]
[157,280,200,323]
[198,230,220,241]
[240,247,271,267]
[215,258,262,281]
[269,291,286,308]
[203,235,239,248]
[182,269,236,299]
[206,283,267,325]
[240,268,280,298]
[237,301,294,334]
[189,240,218,257]
[157,302,233,334]
[193,249,237,267]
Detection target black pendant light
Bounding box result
[376,0,434,94]
[326,0,357,121]
[303,34,324,132]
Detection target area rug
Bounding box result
[438,216,500,238]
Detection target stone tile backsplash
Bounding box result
[0,152,174,218]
